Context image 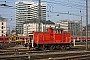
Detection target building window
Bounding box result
[2,22,3,25]
[2,31,3,33]
[2,26,3,29]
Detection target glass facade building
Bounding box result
[15,1,46,35]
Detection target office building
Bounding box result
[0,16,6,36]
[15,0,46,34]
[23,20,55,36]
[56,20,81,36]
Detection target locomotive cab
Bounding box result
[53,28,64,34]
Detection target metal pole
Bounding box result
[80,9,82,36]
[81,16,82,36]
[86,0,88,50]
[27,24,28,36]
[9,26,11,35]
[38,0,41,32]
[21,27,22,35]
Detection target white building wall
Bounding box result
[56,20,81,33]
[23,23,37,36]
[0,20,6,36]
[23,23,55,36]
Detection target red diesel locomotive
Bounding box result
[28,27,72,50]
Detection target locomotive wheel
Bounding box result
[60,46,66,50]
[50,45,55,50]
[56,45,60,50]
[40,45,45,50]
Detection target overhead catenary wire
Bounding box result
[49,0,89,4]
[46,11,85,17]
[67,0,86,4]
[0,0,89,23]
[44,0,88,24]
[42,1,89,10]
[51,0,86,8]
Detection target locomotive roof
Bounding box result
[53,28,64,30]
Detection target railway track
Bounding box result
[0,44,89,56]
[33,51,90,60]
[0,44,90,60]
[0,50,90,60]
[0,47,85,56]
[36,54,90,60]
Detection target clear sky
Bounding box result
[0,0,90,30]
